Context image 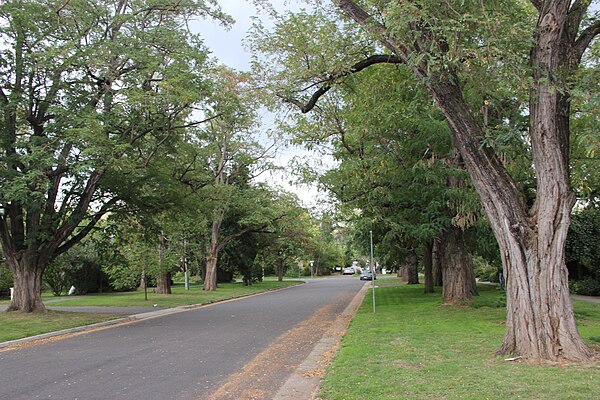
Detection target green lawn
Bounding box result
[0,311,121,343]
[319,284,600,400]
[25,280,302,308]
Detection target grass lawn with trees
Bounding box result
[43,280,302,308]
[319,284,600,400]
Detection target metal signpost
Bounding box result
[370,230,375,313]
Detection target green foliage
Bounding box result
[0,262,12,298]
[570,278,600,296]
[570,41,600,206]
[102,264,141,292]
[472,256,500,283]
[0,0,233,310]
[466,217,502,269]
[43,261,71,297]
[567,208,600,281]
[46,240,107,295]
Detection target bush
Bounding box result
[45,241,109,294]
[44,261,71,296]
[567,208,600,280]
[569,278,600,296]
[473,256,500,282]
[0,263,13,299]
[102,264,141,291]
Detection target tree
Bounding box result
[187,69,277,291]
[0,0,227,312]
[252,1,599,361]
[248,191,315,281]
[286,62,478,302]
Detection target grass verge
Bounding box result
[319,284,600,400]
[21,280,302,308]
[0,311,120,343]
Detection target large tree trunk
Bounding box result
[440,226,477,305]
[397,266,407,282]
[405,249,419,284]
[203,212,223,291]
[155,272,172,294]
[423,241,434,293]
[431,78,592,360]
[155,234,171,294]
[278,259,284,282]
[6,254,46,313]
[432,238,443,287]
[333,0,596,361]
[203,250,218,291]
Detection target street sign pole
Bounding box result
[370,230,375,313]
[184,239,190,290]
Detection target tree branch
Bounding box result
[529,0,542,12]
[574,19,600,60]
[0,87,8,105]
[52,171,103,247]
[54,198,120,257]
[281,54,402,113]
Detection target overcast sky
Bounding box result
[192,0,331,212]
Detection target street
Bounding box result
[0,277,365,399]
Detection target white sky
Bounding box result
[192,0,333,212]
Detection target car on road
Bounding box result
[360,270,376,280]
[343,267,355,275]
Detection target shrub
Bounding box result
[44,261,71,296]
[45,240,109,294]
[569,278,600,296]
[567,208,600,279]
[473,256,500,282]
[102,264,141,291]
[0,263,13,299]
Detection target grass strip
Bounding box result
[0,311,121,343]
[43,280,301,308]
[319,284,600,400]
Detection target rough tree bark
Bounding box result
[423,241,434,293]
[440,226,478,305]
[5,253,46,312]
[155,272,172,294]
[155,234,172,294]
[432,238,443,287]
[277,259,285,282]
[405,249,419,284]
[203,213,223,291]
[397,265,407,281]
[330,0,598,362]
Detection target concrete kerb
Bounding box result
[0,281,306,350]
[273,281,370,400]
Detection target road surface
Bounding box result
[0,277,365,400]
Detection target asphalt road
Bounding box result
[0,277,364,400]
